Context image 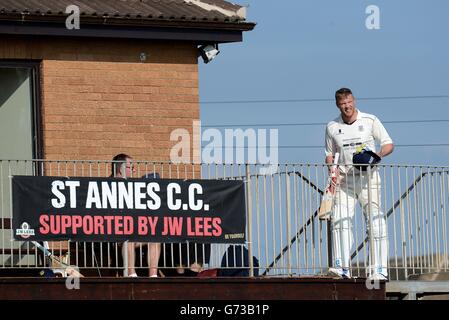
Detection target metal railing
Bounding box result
[0,159,448,280]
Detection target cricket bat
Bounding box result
[32,241,83,277]
[318,153,340,220]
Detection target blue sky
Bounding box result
[199,0,449,166]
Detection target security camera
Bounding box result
[199,44,220,64]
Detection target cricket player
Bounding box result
[324,88,394,280]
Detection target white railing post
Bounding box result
[285,166,292,275]
[399,167,409,279]
[366,165,375,277]
[123,241,129,277]
[246,164,254,277]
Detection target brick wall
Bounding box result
[0,36,200,165]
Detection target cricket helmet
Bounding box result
[352,145,381,171]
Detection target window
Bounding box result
[0,61,41,267]
[0,61,41,160]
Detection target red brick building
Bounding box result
[0,0,255,162]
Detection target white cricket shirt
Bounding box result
[325,110,393,168]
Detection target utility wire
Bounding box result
[200,94,449,105]
[202,119,449,128]
[201,144,449,149]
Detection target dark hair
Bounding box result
[111,153,131,176]
[335,87,353,103]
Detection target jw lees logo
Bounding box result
[15,222,35,239]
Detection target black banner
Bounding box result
[12,176,246,243]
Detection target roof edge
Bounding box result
[0,13,255,32]
[0,18,251,43]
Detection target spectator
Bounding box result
[112,153,161,278]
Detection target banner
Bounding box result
[12,176,246,243]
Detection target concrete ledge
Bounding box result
[386,281,449,300]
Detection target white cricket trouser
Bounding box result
[332,169,388,276]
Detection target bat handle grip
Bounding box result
[328,176,337,193]
[327,153,340,174]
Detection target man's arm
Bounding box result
[325,124,335,166]
[378,143,394,159]
[372,116,394,159]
